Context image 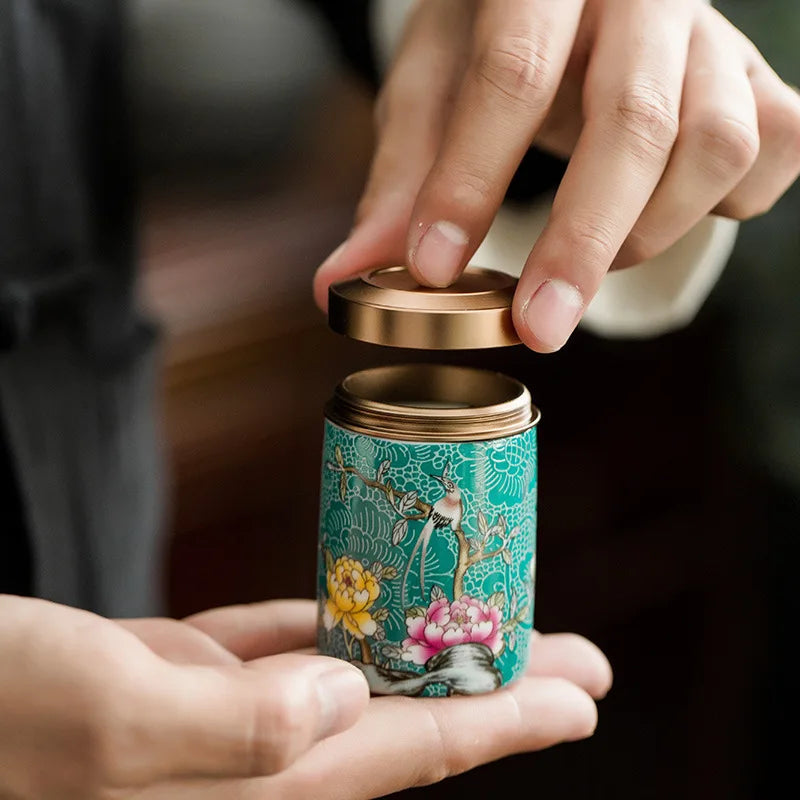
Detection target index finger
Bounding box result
[185,600,317,660]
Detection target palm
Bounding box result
[129,602,611,800]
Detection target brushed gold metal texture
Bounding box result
[326,364,539,442]
[328,266,520,350]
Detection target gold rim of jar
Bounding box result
[325,364,540,442]
[328,266,521,350]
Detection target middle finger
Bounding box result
[514,0,695,352]
[527,631,613,699]
[185,599,318,660]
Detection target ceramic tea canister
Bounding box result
[317,267,539,697]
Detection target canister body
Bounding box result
[317,404,537,697]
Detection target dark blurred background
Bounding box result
[130,1,799,798]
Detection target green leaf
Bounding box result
[501,548,513,566]
[335,445,344,466]
[381,565,398,580]
[339,473,347,501]
[406,606,427,619]
[430,584,446,602]
[477,510,489,537]
[373,607,390,622]
[371,562,384,582]
[324,549,334,573]
[488,591,506,611]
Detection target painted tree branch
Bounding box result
[452,531,507,599]
[328,462,432,517]
[329,456,510,602]
[468,544,506,568]
[359,638,373,664]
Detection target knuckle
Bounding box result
[425,157,498,217]
[249,686,312,775]
[759,87,800,163]
[720,193,776,221]
[448,162,496,210]
[617,231,659,266]
[693,115,760,177]
[607,84,679,158]
[474,33,554,107]
[560,211,619,267]
[72,704,131,793]
[413,709,452,787]
[83,681,154,791]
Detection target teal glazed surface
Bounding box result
[317,419,537,697]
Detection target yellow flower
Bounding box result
[323,556,380,640]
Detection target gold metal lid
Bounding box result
[326,364,539,442]
[328,266,520,349]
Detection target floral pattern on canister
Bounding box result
[401,593,504,665]
[323,556,380,640]
[317,420,537,697]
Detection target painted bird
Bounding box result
[401,463,463,609]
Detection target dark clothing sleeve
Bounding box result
[0,0,139,359]
[1,1,161,609]
[299,0,567,204]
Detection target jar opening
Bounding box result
[327,364,539,442]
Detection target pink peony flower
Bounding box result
[401,595,503,666]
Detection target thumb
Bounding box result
[145,653,369,782]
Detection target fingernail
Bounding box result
[315,666,369,741]
[411,221,468,287]
[522,279,584,351]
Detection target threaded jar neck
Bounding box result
[326,364,539,442]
